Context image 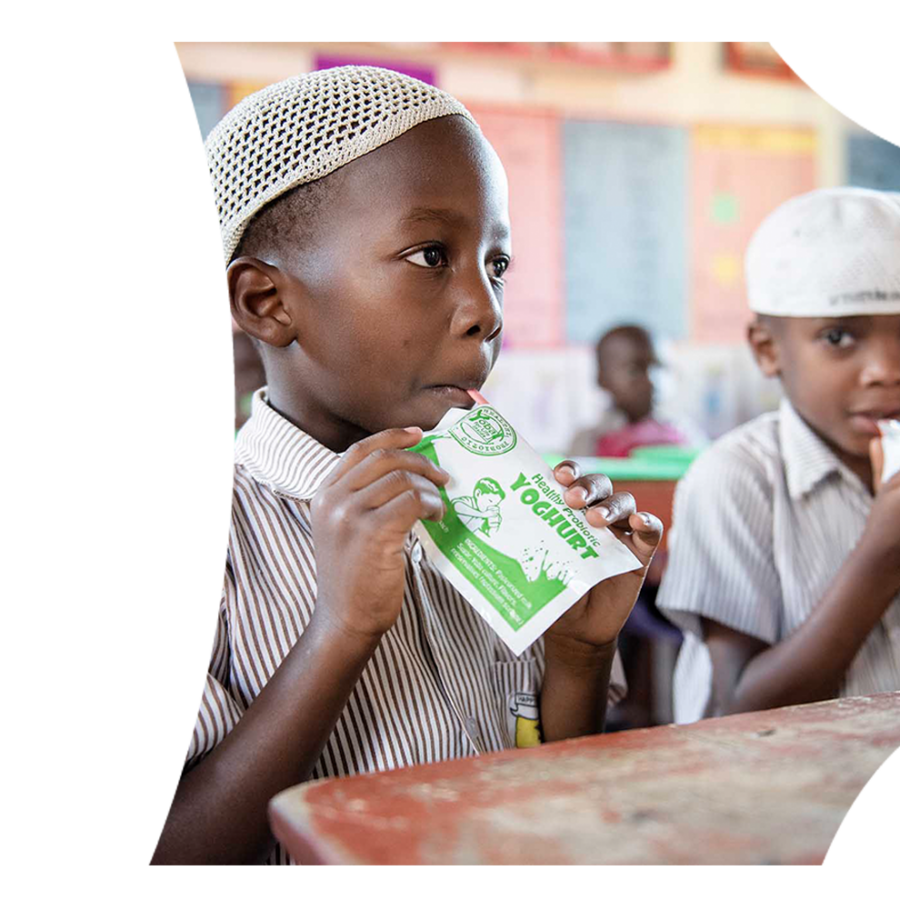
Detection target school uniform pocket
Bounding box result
[489,659,543,750]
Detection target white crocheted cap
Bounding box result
[206,66,478,263]
[746,186,900,317]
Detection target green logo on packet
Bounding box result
[450,407,517,456]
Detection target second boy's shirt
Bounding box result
[186,390,625,863]
[659,398,900,723]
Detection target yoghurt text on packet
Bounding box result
[408,392,641,656]
[879,419,900,484]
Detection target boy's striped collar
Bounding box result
[234,388,341,500]
[779,399,866,499]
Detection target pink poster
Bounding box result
[690,125,816,343]
[314,55,436,85]
[467,105,564,348]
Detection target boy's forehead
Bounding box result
[314,117,509,237]
[777,313,897,332]
[355,118,505,197]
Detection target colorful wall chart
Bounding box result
[562,120,688,344]
[440,42,671,72]
[690,125,816,343]
[468,106,564,348]
[846,133,900,191]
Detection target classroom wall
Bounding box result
[176,42,900,452]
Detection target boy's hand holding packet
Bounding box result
[865,419,900,571]
[410,390,662,655]
[876,419,900,485]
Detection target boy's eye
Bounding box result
[406,246,446,268]
[821,327,855,349]
[490,257,510,279]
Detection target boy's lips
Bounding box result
[848,408,900,436]
[424,371,487,409]
[425,385,478,408]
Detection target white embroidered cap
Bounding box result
[746,186,900,317]
[206,66,477,264]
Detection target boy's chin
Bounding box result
[417,407,460,432]
[374,388,478,434]
[794,411,866,464]
[385,406,452,435]
[831,427,876,462]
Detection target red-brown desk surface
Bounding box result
[615,480,675,552]
[269,692,900,865]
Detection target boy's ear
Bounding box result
[227,257,296,349]
[747,318,781,378]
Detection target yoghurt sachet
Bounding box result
[409,394,641,655]
[879,419,900,485]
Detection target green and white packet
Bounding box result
[409,399,641,656]
[879,419,900,484]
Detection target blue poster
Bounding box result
[187,81,226,141]
[562,121,688,343]
[847,133,900,191]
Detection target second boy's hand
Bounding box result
[540,459,663,740]
[702,435,900,719]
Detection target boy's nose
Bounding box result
[861,337,900,386]
[451,268,503,343]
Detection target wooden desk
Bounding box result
[269,692,900,865]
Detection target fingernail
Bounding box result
[558,465,576,479]
[596,506,611,520]
[404,426,422,434]
[640,513,652,528]
[568,486,588,504]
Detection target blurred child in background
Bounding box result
[570,325,689,727]
[570,324,698,458]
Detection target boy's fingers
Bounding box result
[585,490,636,528]
[370,483,445,531]
[356,471,446,513]
[870,437,884,488]
[553,459,581,487]
[563,472,613,509]
[625,512,664,564]
[341,447,449,492]
[327,427,425,485]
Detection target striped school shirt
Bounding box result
[186,389,626,864]
[658,398,900,724]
